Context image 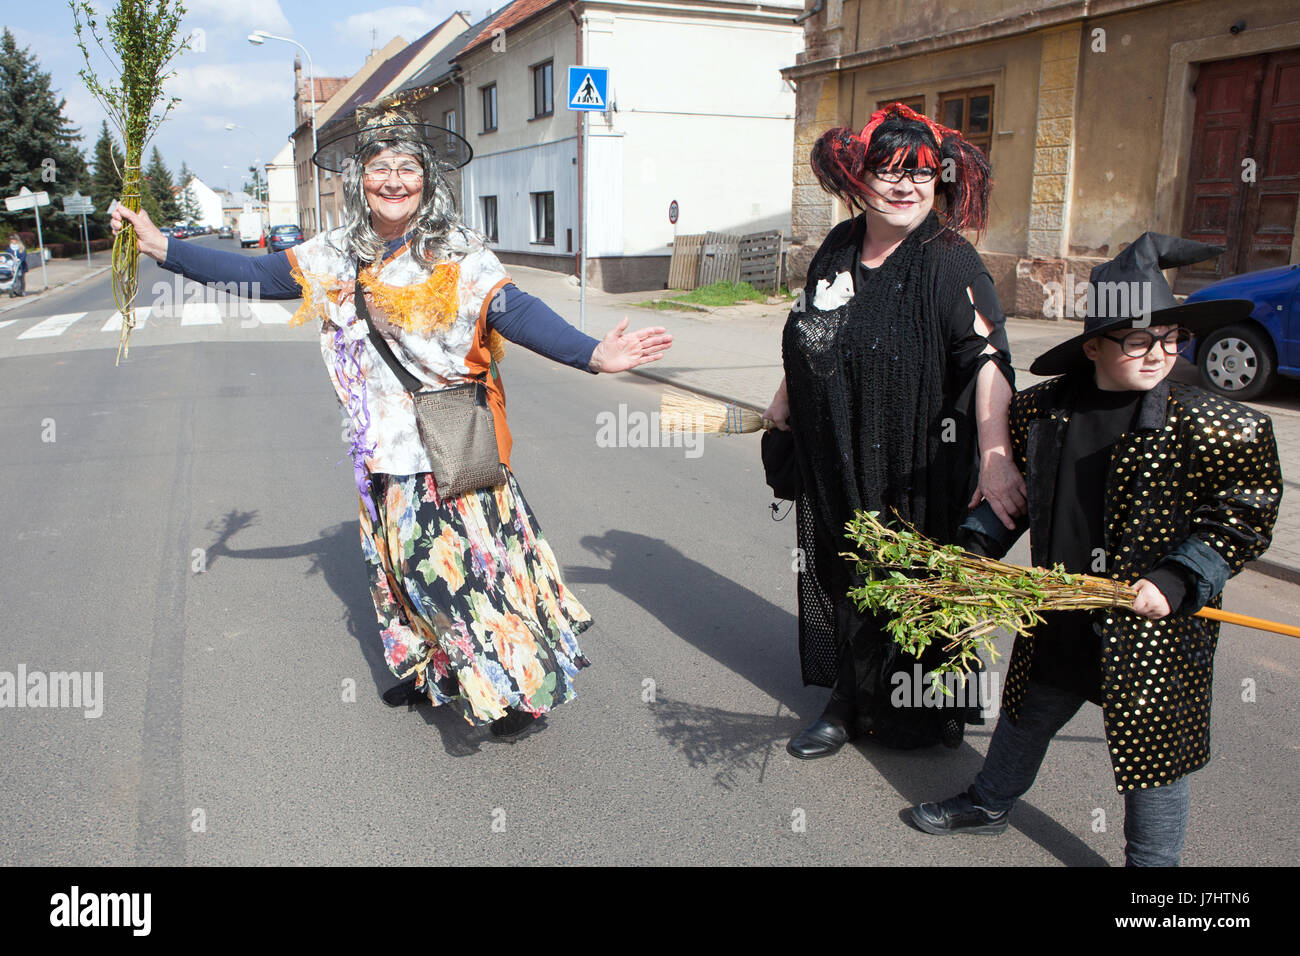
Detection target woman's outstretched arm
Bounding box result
[111,203,300,299]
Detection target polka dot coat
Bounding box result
[1000,375,1283,792]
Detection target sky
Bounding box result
[4,0,494,194]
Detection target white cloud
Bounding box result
[169,62,293,109]
[182,0,292,35]
[332,2,456,52]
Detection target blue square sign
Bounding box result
[567,66,609,111]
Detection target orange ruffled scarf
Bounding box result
[289,260,505,360]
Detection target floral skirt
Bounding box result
[359,469,593,726]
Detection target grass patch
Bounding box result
[636,281,800,312]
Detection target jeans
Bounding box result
[970,680,1190,866]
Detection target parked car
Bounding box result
[1183,263,1300,400]
[174,225,191,239]
[238,212,263,248]
[158,226,175,239]
[218,225,233,239]
[266,224,305,253]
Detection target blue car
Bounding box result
[1183,263,1300,400]
[266,224,304,253]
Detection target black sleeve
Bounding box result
[947,271,1014,390]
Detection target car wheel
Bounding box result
[1198,323,1276,400]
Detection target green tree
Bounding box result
[0,28,89,236]
[87,121,125,238]
[144,145,181,224]
[178,161,201,224]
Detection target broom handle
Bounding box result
[1193,606,1300,638]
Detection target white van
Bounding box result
[238,212,263,248]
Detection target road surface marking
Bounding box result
[18,312,88,339]
[100,306,152,332]
[181,302,222,325]
[247,302,293,325]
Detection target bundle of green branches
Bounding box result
[842,510,1136,678]
[71,0,191,365]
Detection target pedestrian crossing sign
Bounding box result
[567,67,609,111]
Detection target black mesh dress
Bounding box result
[784,211,1014,748]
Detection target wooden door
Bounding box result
[1178,48,1300,291]
[1239,49,1300,273]
[1177,55,1263,290]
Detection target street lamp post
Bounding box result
[224,122,263,211]
[248,30,320,236]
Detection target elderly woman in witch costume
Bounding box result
[111,107,672,737]
[765,103,1024,756]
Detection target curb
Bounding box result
[0,264,113,315]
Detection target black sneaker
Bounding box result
[910,788,1009,835]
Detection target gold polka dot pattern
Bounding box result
[999,377,1283,793]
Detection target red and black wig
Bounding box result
[810,102,991,237]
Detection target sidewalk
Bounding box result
[0,250,113,314]
[511,263,1300,580]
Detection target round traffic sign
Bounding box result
[669,200,678,225]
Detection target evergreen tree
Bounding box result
[0,28,89,238]
[88,121,125,238]
[178,161,201,224]
[144,146,182,225]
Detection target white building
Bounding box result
[180,175,225,229]
[396,0,803,291]
[265,142,299,227]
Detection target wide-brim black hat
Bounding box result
[312,116,472,172]
[1030,232,1254,376]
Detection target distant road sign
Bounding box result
[669,200,679,225]
[5,186,50,212]
[567,67,609,111]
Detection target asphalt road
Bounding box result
[1,239,1296,865]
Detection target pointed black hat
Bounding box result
[1030,232,1254,375]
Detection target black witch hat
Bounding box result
[1030,233,1254,376]
[312,106,472,173]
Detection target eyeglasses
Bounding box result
[1101,328,1190,358]
[870,166,937,184]
[362,163,423,183]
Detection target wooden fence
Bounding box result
[667,229,783,293]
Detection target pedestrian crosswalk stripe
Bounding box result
[100,306,152,332]
[181,302,222,325]
[248,301,293,325]
[18,312,88,339]
[0,319,15,331]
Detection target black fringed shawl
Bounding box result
[783,211,1007,687]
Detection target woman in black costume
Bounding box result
[766,103,1025,755]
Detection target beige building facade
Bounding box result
[784,0,1300,318]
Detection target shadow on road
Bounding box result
[570,527,1108,866]
[198,508,486,758]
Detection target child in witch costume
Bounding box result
[909,234,1283,865]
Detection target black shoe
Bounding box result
[910,788,1009,835]
[381,678,427,707]
[941,718,964,749]
[490,707,537,738]
[786,718,852,759]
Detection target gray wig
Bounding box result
[333,133,476,268]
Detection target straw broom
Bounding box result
[71,0,192,365]
[842,510,1299,680]
[660,392,773,434]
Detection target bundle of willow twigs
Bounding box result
[71,0,191,365]
[843,511,1300,676]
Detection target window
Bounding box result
[443,109,458,134]
[481,85,497,132]
[532,60,554,118]
[937,86,993,156]
[481,195,498,242]
[530,191,554,244]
